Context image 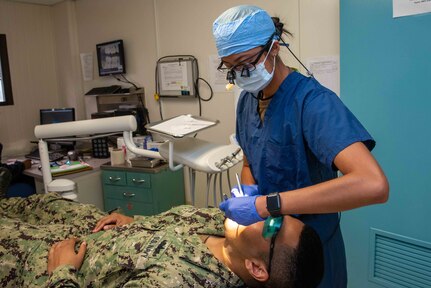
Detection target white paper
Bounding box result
[80,53,93,81]
[159,62,189,91]
[209,55,232,93]
[306,56,340,97]
[393,0,431,18]
[148,115,216,137]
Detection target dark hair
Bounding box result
[260,17,293,53]
[265,225,324,288]
[271,17,293,40]
[293,225,324,287]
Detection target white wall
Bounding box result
[51,1,84,119]
[74,0,158,121]
[300,0,339,58]
[0,0,59,159]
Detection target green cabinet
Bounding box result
[101,164,185,216]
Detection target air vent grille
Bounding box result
[370,229,431,288]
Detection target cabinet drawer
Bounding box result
[126,172,151,188]
[103,186,153,203]
[102,171,127,186]
[104,199,154,216]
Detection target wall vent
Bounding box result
[369,229,431,288]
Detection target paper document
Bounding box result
[306,56,340,97]
[147,115,218,138]
[159,62,189,91]
[393,0,431,18]
[80,53,93,81]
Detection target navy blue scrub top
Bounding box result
[236,71,375,288]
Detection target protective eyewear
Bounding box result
[217,34,275,84]
[262,216,283,275]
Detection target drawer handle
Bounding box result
[109,176,122,182]
[132,178,146,184]
[123,192,136,198]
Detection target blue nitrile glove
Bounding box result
[219,195,265,226]
[231,184,260,197]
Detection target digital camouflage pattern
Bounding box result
[0,193,243,287]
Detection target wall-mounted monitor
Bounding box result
[40,108,75,125]
[96,39,126,76]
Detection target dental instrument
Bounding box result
[235,173,244,196]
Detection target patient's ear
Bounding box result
[245,258,269,282]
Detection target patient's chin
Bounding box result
[224,218,240,239]
[224,218,239,229]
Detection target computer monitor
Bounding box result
[40,108,75,125]
[40,108,76,150]
[96,40,126,76]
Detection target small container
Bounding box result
[67,150,78,161]
[110,148,125,166]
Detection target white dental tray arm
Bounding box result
[122,130,183,171]
[158,138,243,173]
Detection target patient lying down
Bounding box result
[0,193,323,287]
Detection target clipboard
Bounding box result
[146,114,219,138]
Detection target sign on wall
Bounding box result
[393,0,431,18]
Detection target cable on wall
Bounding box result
[111,74,151,130]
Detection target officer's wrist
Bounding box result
[266,192,282,217]
[255,196,270,218]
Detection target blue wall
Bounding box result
[340,0,431,287]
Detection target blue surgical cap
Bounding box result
[213,5,276,58]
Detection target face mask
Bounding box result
[234,41,276,94]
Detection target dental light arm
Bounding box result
[34,115,138,139]
[34,116,165,193]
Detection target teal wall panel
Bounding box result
[340,0,431,287]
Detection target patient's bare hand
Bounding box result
[92,212,134,232]
[47,238,86,275]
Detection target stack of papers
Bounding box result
[50,161,92,176]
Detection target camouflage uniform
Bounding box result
[0,193,244,287]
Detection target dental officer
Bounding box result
[213,5,389,288]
